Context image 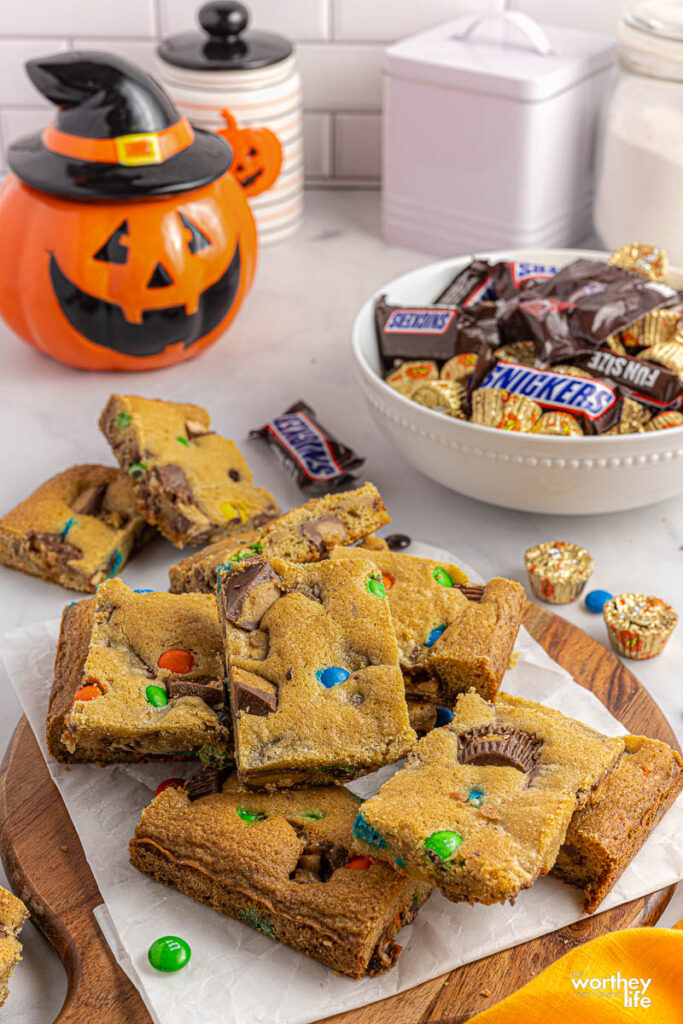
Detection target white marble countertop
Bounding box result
[0,189,681,1021]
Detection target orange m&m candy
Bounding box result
[73,684,102,702]
[157,648,195,674]
[381,572,394,591]
[346,856,373,870]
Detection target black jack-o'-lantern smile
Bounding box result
[48,212,243,358]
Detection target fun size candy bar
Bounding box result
[249,401,365,496]
[571,350,683,410]
[433,259,496,307]
[478,361,621,434]
[490,260,560,300]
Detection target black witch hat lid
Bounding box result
[8,50,233,200]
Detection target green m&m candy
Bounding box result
[432,567,453,588]
[145,685,168,708]
[148,935,191,972]
[236,807,266,823]
[366,574,386,599]
[424,830,463,860]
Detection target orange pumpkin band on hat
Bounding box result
[42,117,194,167]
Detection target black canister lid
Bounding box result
[158,1,292,71]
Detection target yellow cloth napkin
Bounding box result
[469,924,683,1022]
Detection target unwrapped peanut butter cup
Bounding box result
[603,593,678,660]
[525,541,594,604]
[458,725,542,773]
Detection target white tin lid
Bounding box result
[384,12,616,102]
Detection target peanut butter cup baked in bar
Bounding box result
[47,579,230,763]
[217,555,416,790]
[0,887,28,1007]
[0,465,151,592]
[100,394,279,548]
[130,775,430,978]
[332,548,525,704]
[553,734,683,912]
[168,482,391,593]
[352,691,623,905]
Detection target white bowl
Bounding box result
[352,248,683,515]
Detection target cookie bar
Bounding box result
[352,691,624,905]
[47,579,230,763]
[553,734,683,913]
[168,482,391,594]
[217,556,416,789]
[0,887,28,1007]
[100,394,279,548]
[0,465,151,592]
[130,774,429,978]
[332,548,525,704]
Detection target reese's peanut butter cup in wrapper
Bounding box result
[412,379,467,418]
[385,360,438,396]
[603,334,629,355]
[639,341,683,382]
[612,397,652,434]
[525,541,594,605]
[603,593,678,660]
[441,352,479,383]
[620,307,681,351]
[609,243,668,282]
[531,411,584,436]
[494,341,536,366]
[471,388,542,432]
[645,410,683,430]
[475,360,622,434]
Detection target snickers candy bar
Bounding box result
[489,260,560,300]
[570,350,683,409]
[249,401,364,496]
[375,295,460,363]
[433,259,495,306]
[478,360,622,434]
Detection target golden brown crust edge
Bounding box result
[46,599,95,762]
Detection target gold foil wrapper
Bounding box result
[603,334,629,355]
[644,411,683,431]
[638,341,683,382]
[615,397,652,434]
[412,379,466,418]
[531,411,584,436]
[620,308,681,351]
[471,388,542,432]
[440,352,478,383]
[525,541,594,604]
[603,593,678,660]
[386,360,438,396]
[609,242,668,282]
[493,341,536,366]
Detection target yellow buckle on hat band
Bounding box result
[115,132,163,166]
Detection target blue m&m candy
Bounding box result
[317,666,350,688]
[585,589,613,613]
[435,706,453,727]
[424,624,447,648]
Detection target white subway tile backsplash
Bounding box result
[334,0,504,43]
[0,0,156,38]
[0,39,68,107]
[513,0,624,36]
[303,112,332,178]
[335,113,380,179]
[159,0,330,41]
[297,44,383,111]
[1,107,50,152]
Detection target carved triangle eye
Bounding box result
[94,220,129,264]
[147,263,174,288]
[178,211,211,254]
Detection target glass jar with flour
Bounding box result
[594,1,683,264]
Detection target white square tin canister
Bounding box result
[382,12,615,256]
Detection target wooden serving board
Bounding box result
[0,602,678,1024]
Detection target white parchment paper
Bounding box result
[1,542,682,1024]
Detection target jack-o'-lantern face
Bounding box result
[218,110,282,198]
[0,171,258,370]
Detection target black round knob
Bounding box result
[199,2,249,41]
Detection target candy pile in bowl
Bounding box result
[377,244,683,436]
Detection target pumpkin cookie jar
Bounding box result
[0,50,259,371]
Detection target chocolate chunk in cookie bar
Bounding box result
[47,579,231,763]
[217,556,416,790]
[130,774,429,978]
[352,691,623,905]
[168,482,391,594]
[0,465,151,592]
[100,394,279,548]
[333,548,524,704]
[0,886,28,1007]
[553,734,683,913]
